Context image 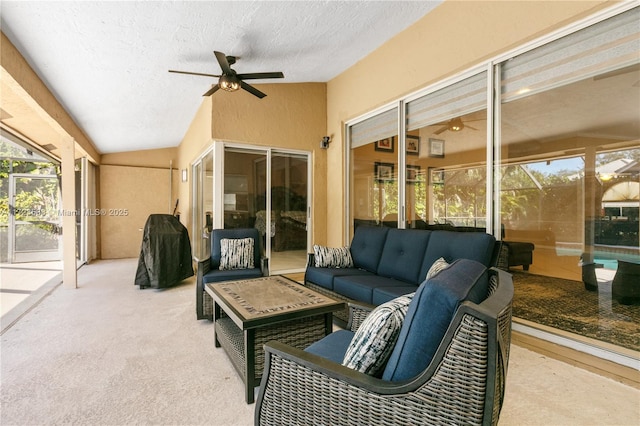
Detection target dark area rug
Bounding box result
[511,271,640,352]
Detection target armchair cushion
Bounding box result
[342,294,414,376]
[313,245,354,268]
[203,267,263,284]
[304,329,354,364]
[219,237,254,270]
[382,258,489,382]
[211,228,262,270]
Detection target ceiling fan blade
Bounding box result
[434,125,448,135]
[169,70,221,78]
[241,81,266,99]
[203,84,220,97]
[214,51,233,74]
[466,124,479,131]
[237,72,284,80]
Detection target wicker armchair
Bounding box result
[196,228,268,320]
[255,266,513,426]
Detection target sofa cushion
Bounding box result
[304,329,354,364]
[349,226,390,272]
[305,267,374,291]
[313,245,354,268]
[372,286,420,305]
[377,229,431,284]
[382,258,489,382]
[419,230,495,279]
[219,237,254,270]
[334,275,402,304]
[342,294,414,376]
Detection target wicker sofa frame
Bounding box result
[255,267,513,426]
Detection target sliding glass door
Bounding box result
[192,143,310,273]
[224,146,309,273]
[270,151,309,272]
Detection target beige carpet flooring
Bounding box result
[1,258,638,425]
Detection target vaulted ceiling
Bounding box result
[1,1,442,155]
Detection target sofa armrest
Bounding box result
[307,252,315,267]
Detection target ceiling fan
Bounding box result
[434,117,480,135]
[169,51,284,99]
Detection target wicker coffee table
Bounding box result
[205,275,344,403]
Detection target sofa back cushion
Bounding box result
[382,258,489,382]
[349,226,390,273]
[211,228,261,269]
[377,229,431,284]
[419,230,495,280]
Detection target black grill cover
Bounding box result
[135,214,194,289]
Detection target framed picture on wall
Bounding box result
[375,137,395,152]
[406,135,420,156]
[375,162,395,182]
[406,165,420,184]
[428,138,445,158]
[430,168,444,185]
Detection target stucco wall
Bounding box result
[100,164,178,258]
[325,0,611,246]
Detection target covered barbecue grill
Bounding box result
[135,214,194,289]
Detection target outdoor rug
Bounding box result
[511,271,640,352]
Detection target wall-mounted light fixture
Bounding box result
[181,168,188,182]
[320,136,331,149]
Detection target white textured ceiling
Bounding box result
[1,1,442,154]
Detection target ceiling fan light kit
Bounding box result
[219,74,241,92]
[449,117,464,132]
[169,51,284,99]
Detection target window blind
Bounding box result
[502,7,640,102]
[406,71,487,131]
[350,107,398,149]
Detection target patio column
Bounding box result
[61,136,77,289]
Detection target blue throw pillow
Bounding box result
[381,258,489,382]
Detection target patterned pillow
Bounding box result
[342,294,414,376]
[426,257,450,280]
[313,245,354,268]
[219,238,254,270]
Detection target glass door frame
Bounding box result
[8,173,61,263]
[211,141,312,273]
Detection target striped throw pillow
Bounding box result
[219,238,254,270]
[426,257,450,280]
[313,245,353,268]
[342,294,414,376]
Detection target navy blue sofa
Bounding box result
[304,226,498,322]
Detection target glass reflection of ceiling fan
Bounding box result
[434,117,481,135]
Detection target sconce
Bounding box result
[181,169,188,182]
[320,136,331,149]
